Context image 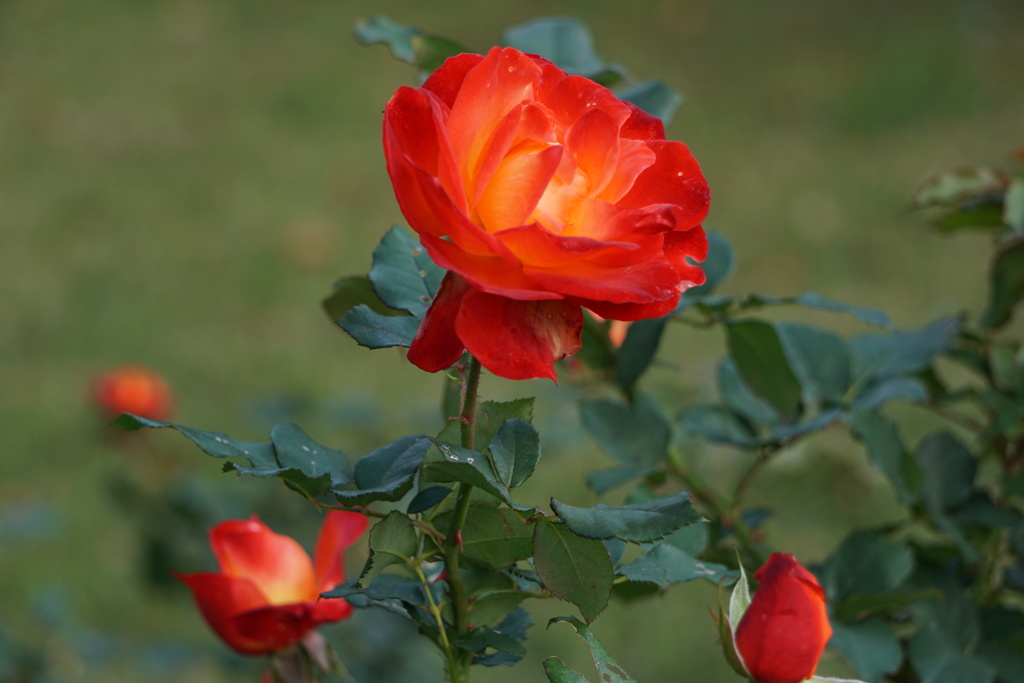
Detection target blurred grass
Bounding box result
[2,0,1023,680]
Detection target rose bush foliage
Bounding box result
[383,46,710,380]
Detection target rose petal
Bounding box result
[476,143,564,232]
[456,290,582,381]
[420,234,562,300]
[210,517,317,606]
[177,572,274,655]
[734,553,833,683]
[232,603,317,654]
[407,271,472,373]
[313,511,369,594]
[619,140,710,229]
[423,53,486,108]
[524,254,681,305]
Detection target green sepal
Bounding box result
[715,573,749,678]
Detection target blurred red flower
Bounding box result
[92,365,174,420]
[178,511,368,655]
[734,553,833,683]
[383,47,709,380]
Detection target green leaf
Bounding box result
[912,166,1006,209]
[617,536,734,588]
[717,358,780,425]
[1004,177,1024,232]
[981,238,1024,329]
[618,80,682,124]
[337,304,419,349]
[820,530,914,600]
[434,505,532,569]
[726,319,803,420]
[579,394,671,474]
[777,323,852,407]
[353,16,467,71]
[368,226,444,317]
[547,616,637,682]
[678,403,759,447]
[845,410,920,504]
[453,626,525,657]
[474,398,536,450]
[614,317,668,390]
[551,491,702,543]
[487,418,542,489]
[333,435,431,506]
[584,466,644,496]
[406,486,451,514]
[322,275,396,321]
[916,432,975,511]
[785,292,892,328]
[544,658,590,683]
[421,441,533,512]
[908,621,996,683]
[359,511,418,585]
[829,618,902,683]
[849,316,961,382]
[113,415,349,500]
[503,18,608,78]
[324,575,435,620]
[852,376,928,410]
[533,522,613,623]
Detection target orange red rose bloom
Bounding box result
[734,553,833,683]
[92,365,174,420]
[178,511,368,655]
[383,47,710,380]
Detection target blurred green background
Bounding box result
[2,0,1023,680]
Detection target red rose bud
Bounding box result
[178,511,368,655]
[734,553,833,683]
[383,47,710,381]
[92,365,174,420]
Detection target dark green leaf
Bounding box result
[551,492,702,543]
[474,398,536,450]
[533,522,613,623]
[411,35,466,73]
[547,616,637,682]
[678,403,759,447]
[333,435,430,506]
[322,275,395,321]
[617,540,734,588]
[786,292,892,328]
[852,376,927,410]
[908,622,996,683]
[849,316,961,381]
[487,418,542,489]
[618,80,682,124]
[453,626,525,657]
[579,394,671,474]
[406,486,451,514]
[354,16,467,70]
[503,18,607,77]
[912,166,1006,209]
[916,432,975,512]
[359,511,418,585]
[981,238,1024,330]
[585,466,644,496]
[726,320,803,420]
[434,505,532,569]
[368,226,444,317]
[421,442,533,512]
[830,618,902,683]
[337,304,419,349]
[777,323,852,407]
[615,317,668,390]
[845,410,920,504]
[820,529,914,600]
[717,358,780,425]
[544,658,589,683]
[324,576,433,620]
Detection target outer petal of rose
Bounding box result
[664,227,709,288]
[420,234,562,301]
[446,48,544,185]
[734,553,833,683]
[456,289,582,381]
[423,53,486,108]
[574,294,679,322]
[619,102,666,141]
[177,572,274,655]
[211,517,317,606]
[495,223,645,268]
[524,255,682,305]
[232,603,317,654]
[313,510,369,593]
[309,596,354,624]
[407,271,471,373]
[619,140,710,229]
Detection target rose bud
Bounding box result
[383,47,709,381]
[177,511,368,655]
[732,553,833,683]
[92,365,174,420]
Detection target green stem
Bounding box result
[412,563,461,680]
[443,356,483,682]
